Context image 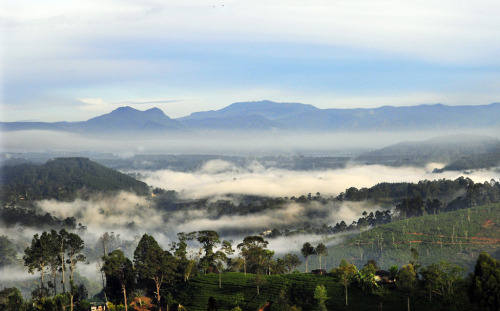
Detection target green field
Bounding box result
[313,203,500,272]
[172,271,475,311]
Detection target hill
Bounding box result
[354,134,500,167]
[314,203,500,273]
[0,157,149,204]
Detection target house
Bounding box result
[311,269,327,275]
[375,270,393,283]
[260,230,272,237]
[90,304,107,311]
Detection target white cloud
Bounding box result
[141,160,499,199]
[4,0,500,64]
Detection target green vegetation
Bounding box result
[0,157,149,205]
[318,203,500,271]
[6,222,500,311]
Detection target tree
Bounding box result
[57,229,69,294]
[372,284,390,311]
[172,232,197,282]
[251,273,266,296]
[301,242,315,273]
[171,232,196,261]
[313,285,328,311]
[333,259,357,307]
[0,236,17,267]
[134,234,176,311]
[282,253,301,274]
[263,250,275,275]
[24,232,53,299]
[315,243,328,270]
[197,230,221,273]
[396,264,417,311]
[356,265,377,292]
[0,287,27,311]
[102,250,135,311]
[66,232,85,282]
[214,240,234,288]
[64,231,85,311]
[237,236,269,275]
[468,252,500,311]
[421,261,464,306]
[47,230,62,296]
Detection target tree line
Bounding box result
[3,227,499,311]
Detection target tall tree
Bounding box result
[102,250,135,311]
[47,230,62,296]
[24,232,52,299]
[66,232,85,282]
[171,232,196,261]
[333,259,357,307]
[421,261,464,306]
[468,252,500,311]
[396,264,417,311]
[301,242,315,273]
[134,234,176,310]
[263,250,275,275]
[171,232,197,281]
[197,230,221,273]
[58,229,69,294]
[65,231,85,311]
[237,236,269,275]
[315,243,328,270]
[214,240,234,288]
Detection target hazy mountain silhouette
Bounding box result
[2,101,499,133]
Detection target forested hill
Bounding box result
[354,134,500,167]
[0,157,149,203]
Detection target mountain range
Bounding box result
[2,100,500,133]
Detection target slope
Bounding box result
[173,271,473,311]
[354,134,500,167]
[316,203,500,272]
[0,157,149,204]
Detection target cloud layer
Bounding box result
[141,160,499,199]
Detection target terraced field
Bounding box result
[173,271,474,311]
[314,203,500,271]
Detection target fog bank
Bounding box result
[140,160,499,199]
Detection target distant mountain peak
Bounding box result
[112,106,138,113]
[178,100,319,122]
[82,106,181,131]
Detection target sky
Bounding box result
[1,0,500,122]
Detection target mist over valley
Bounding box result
[1,102,499,309]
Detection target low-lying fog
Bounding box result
[3,129,497,155]
[140,160,498,199]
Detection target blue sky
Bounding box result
[2,0,500,122]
